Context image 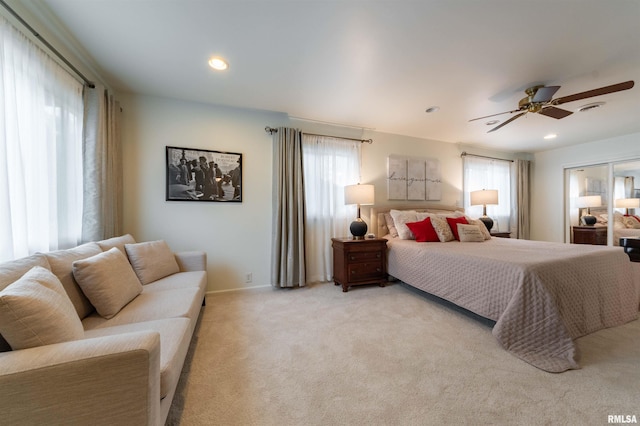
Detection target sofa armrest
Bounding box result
[174,251,207,272]
[0,331,161,426]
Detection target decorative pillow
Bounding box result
[389,210,418,240]
[468,218,492,240]
[623,215,640,229]
[125,240,180,285]
[446,216,469,241]
[405,218,440,242]
[97,234,136,256]
[0,266,84,350]
[44,242,103,320]
[430,216,455,242]
[457,224,485,242]
[384,213,399,238]
[72,248,143,319]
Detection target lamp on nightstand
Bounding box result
[344,183,375,240]
[615,198,640,215]
[577,195,602,225]
[470,189,498,231]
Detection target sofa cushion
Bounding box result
[44,242,103,319]
[97,234,136,256]
[82,286,203,334]
[0,266,84,350]
[142,271,207,293]
[83,318,191,399]
[72,248,143,319]
[0,254,51,352]
[125,240,180,285]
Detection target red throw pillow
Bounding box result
[406,217,440,242]
[446,216,469,241]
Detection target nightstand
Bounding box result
[490,231,511,238]
[331,237,387,292]
[572,226,607,245]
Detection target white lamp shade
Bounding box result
[470,189,498,206]
[576,195,602,208]
[615,198,640,209]
[344,184,375,206]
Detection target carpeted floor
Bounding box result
[166,282,640,426]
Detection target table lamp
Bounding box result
[470,189,498,231]
[344,183,375,239]
[615,198,640,215]
[576,195,602,225]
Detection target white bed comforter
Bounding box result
[386,237,639,372]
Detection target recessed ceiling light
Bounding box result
[544,134,557,140]
[425,106,440,113]
[577,102,605,113]
[485,120,499,126]
[208,57,228,71]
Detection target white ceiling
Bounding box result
[24,0,640,153]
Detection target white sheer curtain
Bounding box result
[463,155,512,233]
[0,16,84,261]
[302,135,361,283]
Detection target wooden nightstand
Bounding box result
[490,231,511,238]
[572,226,607,245]
[331,237,387,292]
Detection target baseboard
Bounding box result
[205,284,271,296]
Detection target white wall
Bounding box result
[120,94,287,292]
[531,132,640,242]
[121,94,519,292]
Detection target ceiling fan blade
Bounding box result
[469,108,522,122]
[554,80,635,105]
[532,86,560,103]
[538,106,573,119]
[487,112,527,133]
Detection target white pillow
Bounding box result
[125,240,180,285]
[72,247,143,319]
[457,224,485,242]
[389,210,418,240]
[0,266,84,350]
[430,216,455,242]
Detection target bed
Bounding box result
[589,208,640,245]
[372,205,640,373]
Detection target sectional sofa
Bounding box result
[0,234,207,425]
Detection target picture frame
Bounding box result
[166,146,242,202]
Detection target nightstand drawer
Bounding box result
[348,251,383,263]
[348,261,383,282]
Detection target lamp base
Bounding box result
[581,215,597,226]
[350,218,368,240]
[479,216,494,231]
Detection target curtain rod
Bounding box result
[265,126,373,144]
[460,151,513,163]
[0,0,95,89]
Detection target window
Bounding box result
[463,155,512,233]
[0,16,84,261]
[302,135,361,283]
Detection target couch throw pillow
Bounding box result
[72,247,143,319]
[405,217,440,242]
[125,240,180,285]
[0,266,84,350]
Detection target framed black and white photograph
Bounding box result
[166,146,242,202]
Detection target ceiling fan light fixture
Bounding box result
[544,134,557,140]
[208,57,229,71]
[485,120,500,126]
[577,102,605,113]
[425,106,440,114]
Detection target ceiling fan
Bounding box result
[469,80,635,133]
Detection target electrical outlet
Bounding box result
[245,272,252,283]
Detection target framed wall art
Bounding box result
[387,155,441,201]
[166,146,242,202]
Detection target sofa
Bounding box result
[0,234,207,426]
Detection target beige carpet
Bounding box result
[166,282,640,426]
